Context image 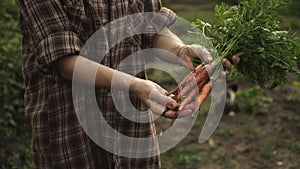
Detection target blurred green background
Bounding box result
[0,0,299,168]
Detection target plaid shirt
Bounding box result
[17,0,176,168]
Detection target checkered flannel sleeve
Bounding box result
[142,1,177,48]
[17,0,83,73]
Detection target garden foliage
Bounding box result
[0,0,33,168]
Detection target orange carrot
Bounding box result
[197,82,212,106]
[180,72,196,86]
[178,69,209,98]
[194,64,205,74]
[178,86,199,110]
[167,72,195,96]
[166,64,213,126]
[178,74,210,110]
[178,73,209,109]
[195,70,209,84]
[175,79,197,101]
[197,74,209,91]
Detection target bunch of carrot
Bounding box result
[194,0,300,89]
[166,64,212,125]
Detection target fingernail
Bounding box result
[208,56,213,61]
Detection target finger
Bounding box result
[178,84,198,110]
[179,72,195,87]
[194,64,204,74]
[161,109,179,119]
[150,102,178,119]
[166,96,178,110]
[232,55,240,65]
[149,90,178,110]
[184,57,195,70]
[150,101,166,115]
[220,71,227,78]
[176,78,197,101]
[178,55,195,70]
[204,64,213,76]
[178,109,193,117]
[222,58,232,70]
[164,102,199,119]
[177,102,198,117]
[188,44,213,63]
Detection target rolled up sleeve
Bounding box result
[35,31,83,70]
[17,0,83,72]
[142,0,177,48]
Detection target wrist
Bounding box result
[129,77,143,94]
[171,44,186,56]
[175,45,187,57]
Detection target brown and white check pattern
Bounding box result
[17,0,176,168]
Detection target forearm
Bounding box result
[55,55,136,91]
[152,28,184,63]
[54,54,179,111]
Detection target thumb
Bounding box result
[187,44,212,63]
[178,55,195,70]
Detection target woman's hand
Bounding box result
[174,45,240,113]
[130,78,196,118]
[177,44,240,71]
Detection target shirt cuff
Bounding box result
[150,7,177,31]
[142,7,177,48]
[35,31,83,73]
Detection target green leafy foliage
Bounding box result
[0,0,23,135]
[194,0,300,89]
[0,0,33,168]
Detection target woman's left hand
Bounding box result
[177,44,240,71]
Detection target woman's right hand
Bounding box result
[130,78,197,119]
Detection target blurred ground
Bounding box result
[150,72,300,169]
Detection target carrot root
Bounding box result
[166,64,212,126]
[197,82,212,106]
[194,64,205,74]
[176,77,197,101]
[178,87,199,110]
